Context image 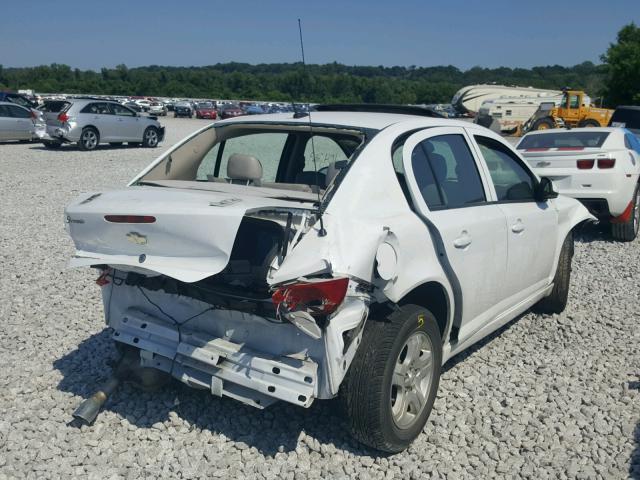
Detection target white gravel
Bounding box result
[1,117,639,479]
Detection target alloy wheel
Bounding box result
[390,331,434,429]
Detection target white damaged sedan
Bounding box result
[64,105,593,452]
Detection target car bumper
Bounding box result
[45,124,80,143]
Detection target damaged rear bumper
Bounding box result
[113,308,318,408]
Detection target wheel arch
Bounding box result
[82,124,100,137]
[396,281,451,344]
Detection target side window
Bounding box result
[475,136,536,201]
[7,105,31,119]
[81,102,111,114]
[0,105,10,117]
[112,104,135,116]
[303,136,348,171]
[411,134,486,210]
[569,95,580,109]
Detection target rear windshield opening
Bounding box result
[518,131,610,149]
[138,124,366,196]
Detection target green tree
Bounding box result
[601,23,640,106]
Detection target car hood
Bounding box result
[65,186,313,283]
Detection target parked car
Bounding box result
[0,91,37,110]
[42,99,164,151]
[174,101,194,118]
[244,104,265,115]
[148,102,168,117]
[64,106,592,452]
[609,106,640,135]
[518,128,640,241]
[135,99,151,112]
[124,102,143,113]
[218,103,244,119]
[194,102,218,120]
[0,101,37,141]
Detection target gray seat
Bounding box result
[227,154,263,185]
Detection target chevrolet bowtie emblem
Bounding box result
[126,232,147,245]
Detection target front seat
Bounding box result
[227,153,263,186]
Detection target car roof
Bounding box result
[0,101,29,109]
[215,111,472,131]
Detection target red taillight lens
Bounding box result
[104,215,156,223]
[272,278,349,317]
[597,158,615,169]
[96,268,111,286]
[57,112,69,122]
[577,159,595,169]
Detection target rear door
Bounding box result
[6,104,34,140]
[80,102,117,141]
[471,134,558,302]
[0,105,12,140]
[401,127,508,339]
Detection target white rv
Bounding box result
[451,85,562,116]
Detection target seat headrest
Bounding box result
[227,154,263,181]
[325,160,348,187]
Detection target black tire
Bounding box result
[77,127,99,151]
[43,140,62,149]
[142,127,159,148]
[534,232,573,314]
[340,304,442,453]
[532,118,555,131]
[109,142,123,147]
[611,184,640,242]
[578,119,600,128]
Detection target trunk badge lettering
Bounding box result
[127,232,148,245]
[209,198,241,207]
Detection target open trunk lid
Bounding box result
[65,186,312,283]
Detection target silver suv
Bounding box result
[43,99,165,151]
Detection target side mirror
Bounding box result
[535,177,558,202]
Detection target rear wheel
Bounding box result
[340,304,442,453]
[532,118,555,131]
[611,184,640,242]
[78,127,99,151]
[534,232,573,314]
[578,119,600,128]
[142,127,159,148]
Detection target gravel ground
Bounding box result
[1,117,639,479]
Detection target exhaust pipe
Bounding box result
[72,375,121,425]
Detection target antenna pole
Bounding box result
[298,18,326,237]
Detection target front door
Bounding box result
[401,127,508,340]
[111,104,142,141]
[471,134,558,302]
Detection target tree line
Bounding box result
[0,24,637,106]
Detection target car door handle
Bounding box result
[511,220,525,234]
[453,231,472,249]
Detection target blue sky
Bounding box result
[1,0,637,70]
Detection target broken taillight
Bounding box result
[57,112,69,123]
[577,159,595,169]
[95,269,111,286]
[272,277,349,317]
[104,215,156,223]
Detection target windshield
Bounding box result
[197,102,214,108]
[518,131,610,149]
[135,124,366,198]
[610,108,640,132]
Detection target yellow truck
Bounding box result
[527,90,614,131]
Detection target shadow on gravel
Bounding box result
[29,144,142,152]
[630,380,640,479]
[53,329,383,457]
[573,220,616,244]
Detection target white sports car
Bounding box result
[64,105,593,452]
[518,127,640,241]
